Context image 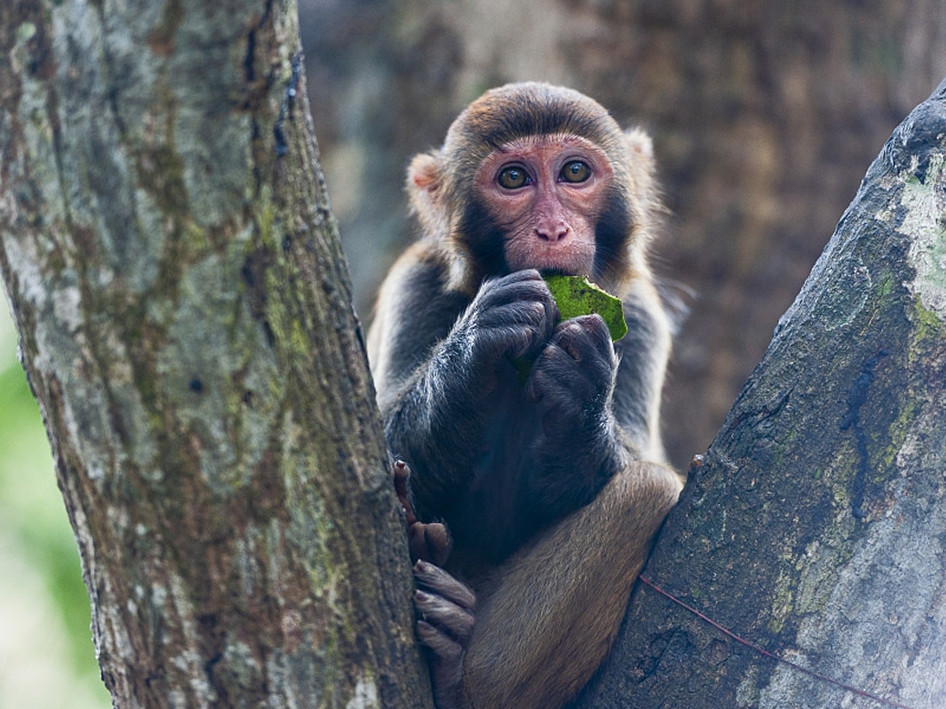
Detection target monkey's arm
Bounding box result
[371,259,558,517]
[367,242,470,410]
[612,274,674,462]
[460,460,683,709]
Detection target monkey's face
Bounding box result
[471,134,615,278]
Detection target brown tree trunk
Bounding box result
[0,2,431,706]
[573,77,946,709]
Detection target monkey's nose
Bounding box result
[535,222,570,242]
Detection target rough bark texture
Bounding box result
[0,1,430,707]
[573,78,946,709]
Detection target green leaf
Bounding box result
[543,274,628,341]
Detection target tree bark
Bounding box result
[574,77,946,709]
[0,2,430,707]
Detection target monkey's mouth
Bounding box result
[529,254,592,278]
[502,232,596,279]
[537,267,573,278]
[528,259,592,278]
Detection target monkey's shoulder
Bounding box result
[367,240,472,401]
[378,240,472,326]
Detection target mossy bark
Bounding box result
[574,78,946,709]
[0,1,430,706]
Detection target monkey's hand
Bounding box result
[382,271,558,508]
[447,269,558,392]
[414,561,476,709]
[394,461,452,566]
[529,313,617,436]
[525,314,621,512]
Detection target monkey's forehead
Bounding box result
[444,82,625,156]
[489,133,602,152]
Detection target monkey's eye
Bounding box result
[561,160,591,183]
[497,165,530,190]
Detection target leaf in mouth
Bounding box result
[542,274,628,341]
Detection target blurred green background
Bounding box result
[0,303,109,707]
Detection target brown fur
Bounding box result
[463,462,681,708]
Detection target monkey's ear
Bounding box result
[407,151,449,237]
[624,127,653,159]
[623,127,657,202]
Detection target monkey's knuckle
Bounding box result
[512,267,541,281]
[510,300,543,324]
[555,320,585,344]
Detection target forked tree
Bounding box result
[1,2,944,707]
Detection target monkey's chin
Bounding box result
[506,246,594,279]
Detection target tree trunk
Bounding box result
[0,2,430,707]
[574,77,946,709]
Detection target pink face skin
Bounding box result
[472,134,615,276]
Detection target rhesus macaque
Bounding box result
[367,82,684,709]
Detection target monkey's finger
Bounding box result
[414,560,477,611]
[477,286,557,328]
[476,271,537,304]
[580,313,615,352]
[525,340,581,398]
[419,624,465,709]
[479,271,557,312]
[415,590,475,643]
[393,461,418,525]
[407,523,430,562]
[554,314,613,361]
[417,620,466,662]
[418,618,467,709]
[471,318,548,362]
[407,521,451,564]
[478,300,549,329]
[424,522,452,566]
[393,460,410,498]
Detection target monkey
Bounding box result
[366,82,684,709]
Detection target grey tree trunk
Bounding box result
[574,78,946,709]
[0,2,431,707]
